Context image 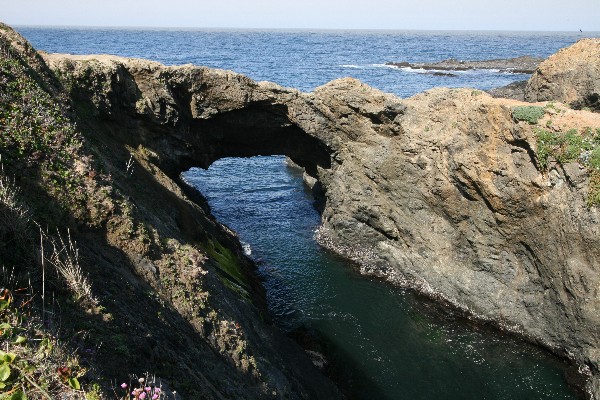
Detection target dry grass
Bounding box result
[0,165,34,272]
[43,228,98,307]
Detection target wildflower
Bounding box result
[138,377,145,384]
[152,395,159,400]
[154,388,161,394]
[121,383,128,389]
[145,387,151,392]
[139,392,147,399]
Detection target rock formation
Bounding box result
[1,25,342,399]
[42,39,600,398]
[387,55,543,74]
[487,79,528,101]
[525,38,600,111]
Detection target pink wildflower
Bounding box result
[139,392,147,399]
[152,395,159,400]
[121,383,128,389]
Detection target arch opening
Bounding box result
[151,103,333,186]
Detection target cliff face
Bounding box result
[43,41,600,397]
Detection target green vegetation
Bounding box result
[0,287,85,399]
[0,57,85,214]
[512,106,545,124]
[535,127,600,205]
[203,239,251,300]
[0,36,174,398]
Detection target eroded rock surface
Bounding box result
[525,38,600,111]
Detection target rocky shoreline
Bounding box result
[2,21,600,399]
[386,55,543,76]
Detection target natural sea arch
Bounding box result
[51,54,598,397]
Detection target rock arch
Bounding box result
[46,54,340,181]
[44,52,600,395]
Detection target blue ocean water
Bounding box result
[16,27,597,97]
[17,27,596,399]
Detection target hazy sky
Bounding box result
[2,0,599,31]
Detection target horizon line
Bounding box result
[11,24,598,34]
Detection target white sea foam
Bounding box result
[340,64,363,69]
[339,63,398,70]
[241,241,252,256]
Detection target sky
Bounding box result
[2,0,599,31]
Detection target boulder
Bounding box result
[525,38,600,111]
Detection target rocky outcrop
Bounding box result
[487,79,528,100]
[525,38,600,111]
[387,55,543,74]
[43,43,600,398]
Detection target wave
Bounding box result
[339,63,398,70]
[241,241,252,256]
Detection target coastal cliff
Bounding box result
[2,22,600,399]
[0,24,341,399]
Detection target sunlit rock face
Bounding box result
[525,38,600,112]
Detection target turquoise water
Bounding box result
[18,27,592,399]
[183,156,578,399]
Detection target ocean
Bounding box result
[17,27,598,399]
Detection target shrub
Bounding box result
[588,172,600,207]
[0,168,33,271]
[512,106,545,124]
[535,127,600,206]
[0,287,87,399]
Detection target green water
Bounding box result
[184,156,580,399]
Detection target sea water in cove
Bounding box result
[19,27,599,399]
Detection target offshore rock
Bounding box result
[525,38,600,111]
[43,42,600,398]
[386,55,543,74]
